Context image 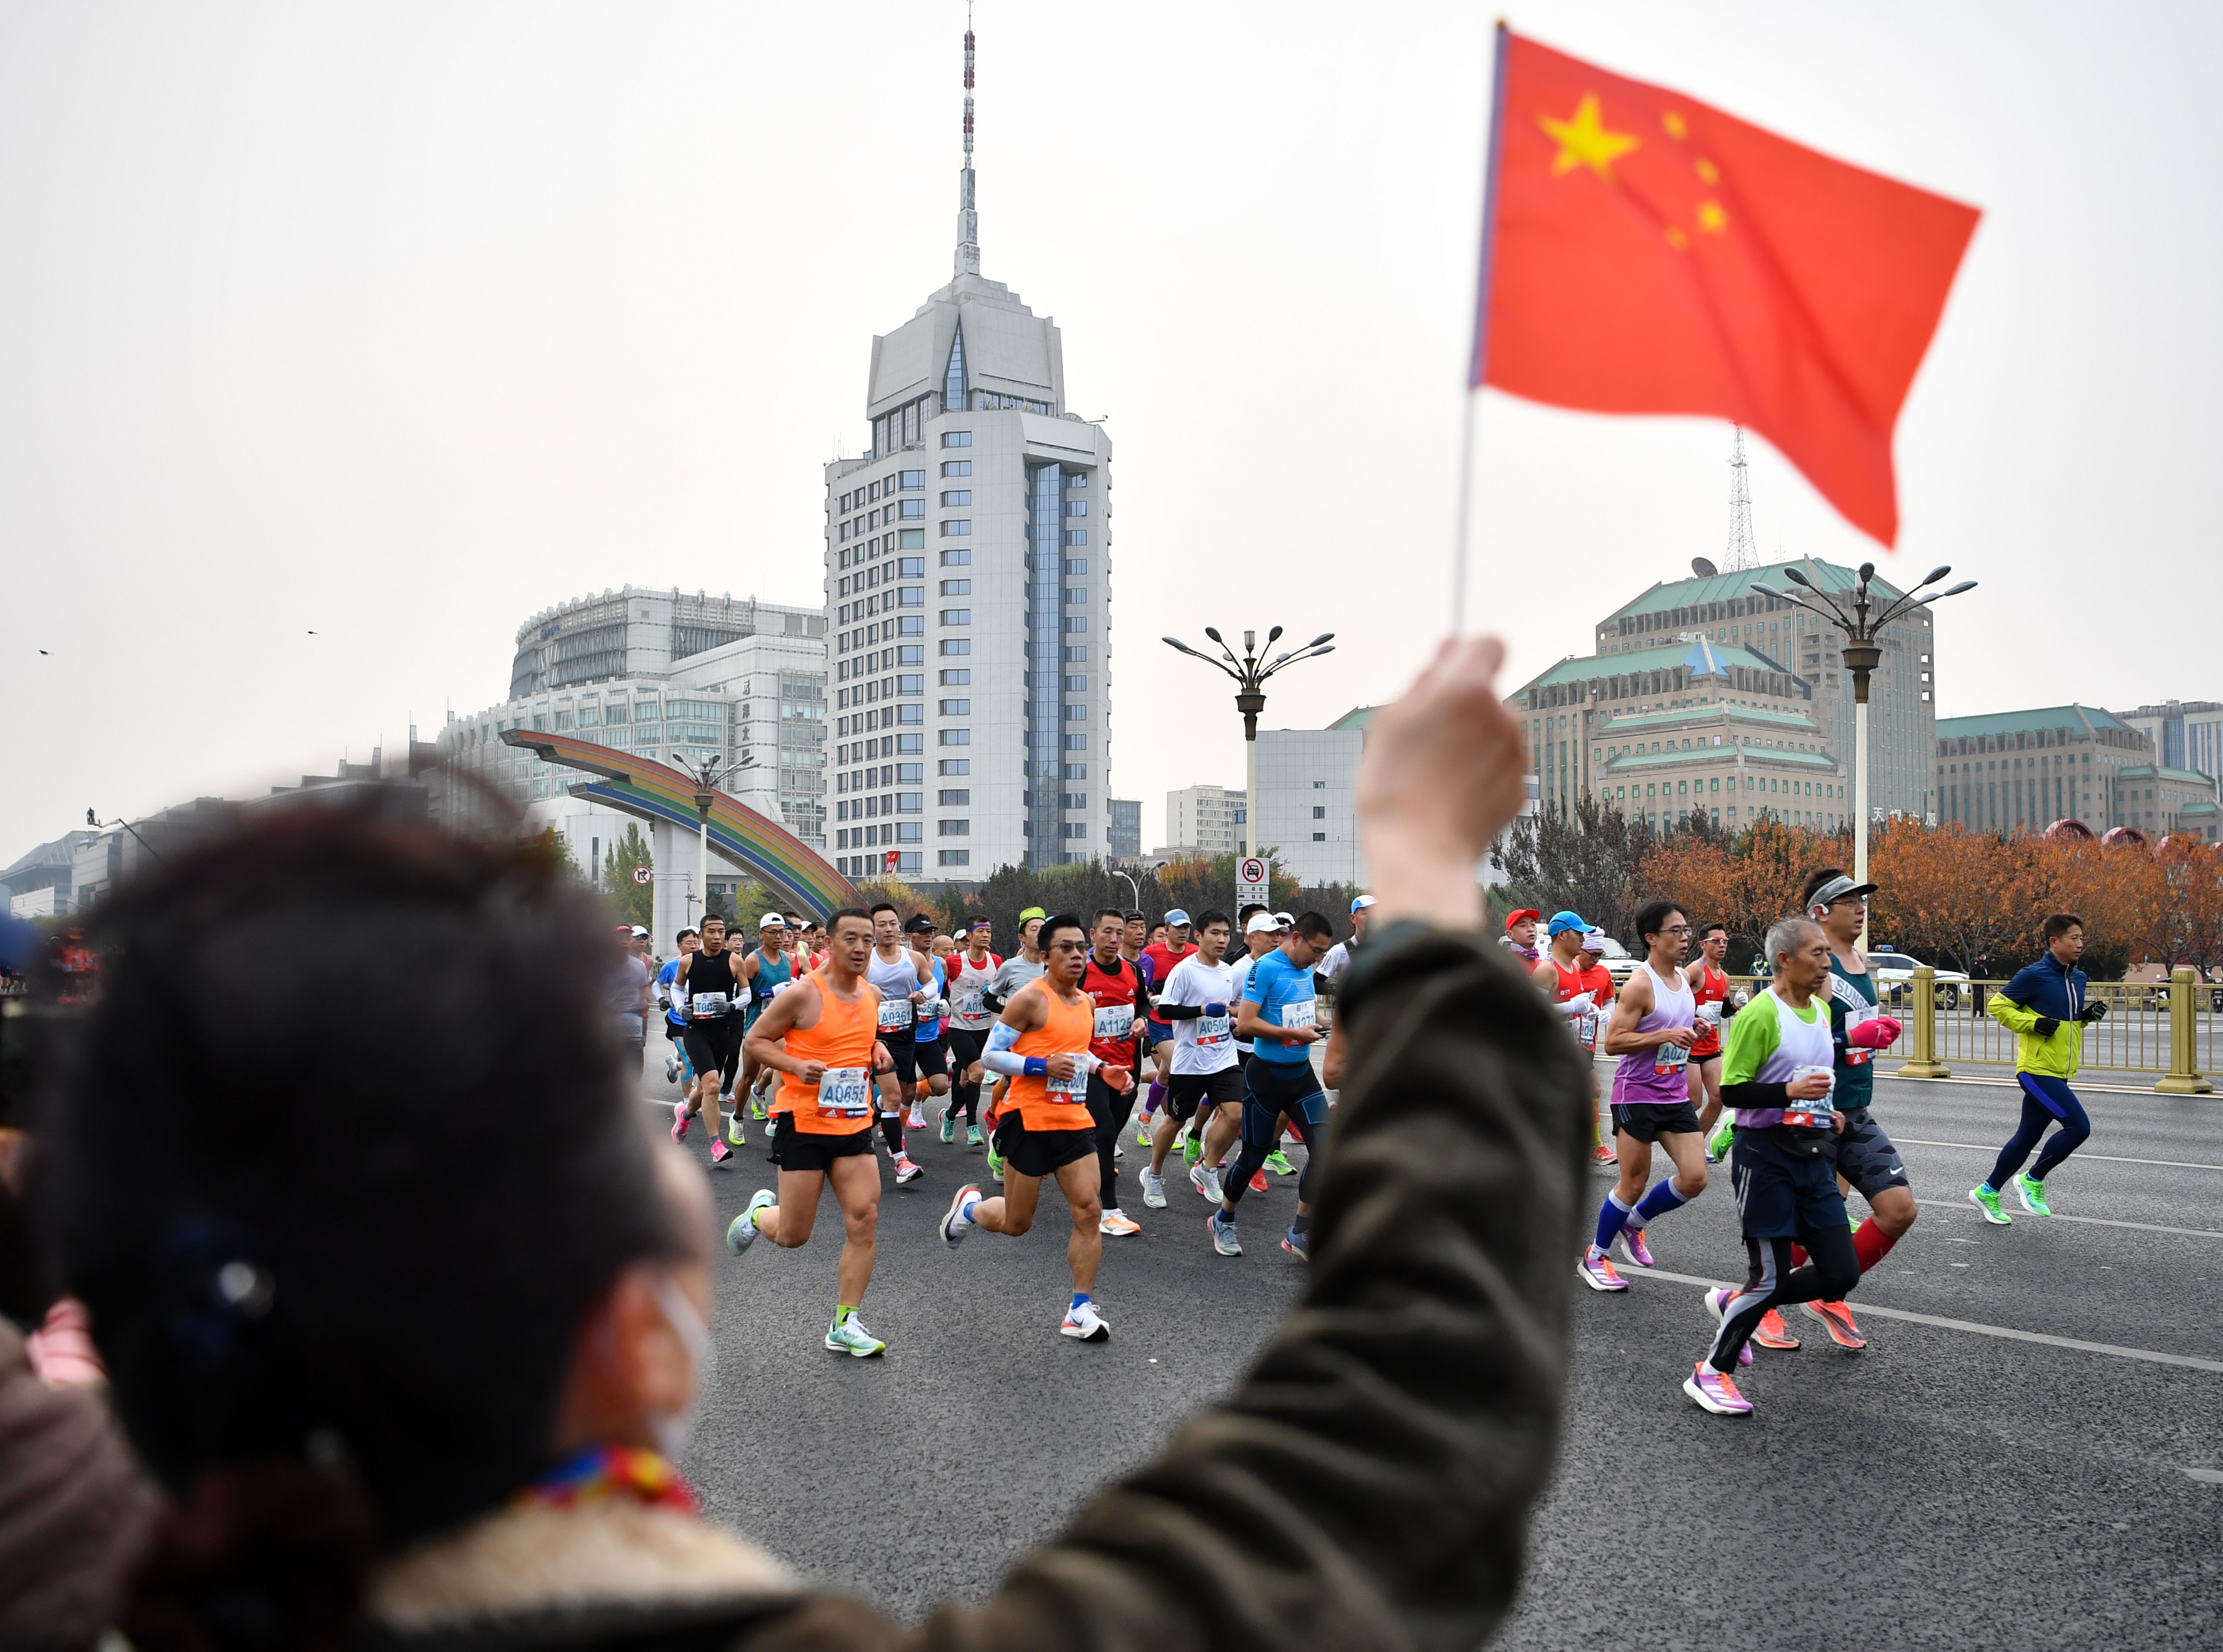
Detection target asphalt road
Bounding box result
[646,1050,2222,1648]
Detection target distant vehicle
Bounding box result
[1593,934,1640,990]
[1867,946,1970,1011]
[2122,962,2223,1012]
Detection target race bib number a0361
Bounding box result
[817,1067,872,1118]
[877,998,913,1031]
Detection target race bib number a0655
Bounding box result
[817,1067,872,1117]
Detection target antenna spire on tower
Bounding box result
[955,7,980,277]
[1725,425,1760,572]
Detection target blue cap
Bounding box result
[1350,894,1376,914]
[1546,910,1595,937]
[1164,909,1192,926]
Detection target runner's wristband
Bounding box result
[1024,1056,1047,1078]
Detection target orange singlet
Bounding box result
[1003,987,1096,1133]
[775,970,881,1136]
[1689,963,1729,1060]
[1548,958,1604,1053]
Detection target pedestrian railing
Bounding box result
[1726,967,2215,1094]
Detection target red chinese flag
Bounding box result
[1473,27,1980,546]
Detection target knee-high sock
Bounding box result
[1593,1192,1635,1254]
[1852,1217,1897,1273]
[1622,1176,1691,1231]
[879,1112,904,1155]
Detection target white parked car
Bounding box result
[1593,934,1641,991]
[1867,946,1969,1011]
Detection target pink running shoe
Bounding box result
[671,1102,689,1141]
[1576,1249,1628,1292]
[1617,1226,1656,1269]
[710,1136,731,1165]
[1683,1361,1753,1415]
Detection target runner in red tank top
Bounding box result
[1532,911,1611,1162]
[1683,922,1734,1155]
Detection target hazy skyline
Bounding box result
[4,2,2218,862]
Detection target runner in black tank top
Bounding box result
[673,917,744,1163]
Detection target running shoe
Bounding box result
[940,1184,981,1245]
[1753,1309,1801,1350]
[893,1154,925,1186]
[724,1189,776,1256]
[671,1102,690,1141]
[987,1149,1005,1184]
[1576,1249,1628,1292]
[1264,1150,1296,1177]
[1701,1287,1753,1367]
[825,1313,886,1357]
[1140,1167,1167,1208]
[1100,1211,1141,1237]
[1189,1162,1223,1203]
[750,1093,769,1121]
[1061,1300,1111,1341]
[726,1111,746,1147]
[1183,1131,1205,1167]
[1968,1183,2013,1225]
[1208,1210,1243,1256]
[1135,1115,1156,1147]
[1592,1143,1617,1166]
[966,1124,983,1147]
[1248,1170,1268,1194]
[1281,1226,1309,1260]
[907,1103,926,1131]
[1708,1118,1735,1161]
[939,1107,957,1144]
[664,1055,680,1084]
[1802,1299,1867,1350]
[709,1136,732,1166]
[2014,1172,2052,1217]
[1617,1226,1656,1269]
[1682,1362,1753,1416]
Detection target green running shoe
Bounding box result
[1183,1132,1204,1166]
[825,1312,886,1357]
[939,1107,957,1144]
[1264,1150,1296,1177]
[1968,1183,2013,1225]
[966,1123,983,1147]
[726,1111,746,1147]
[987,1147,1006,1183]
[2014,1172,2052,1217]
[1135,1115,1156,1147]
[1707,1118,1735,1161]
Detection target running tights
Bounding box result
[947,1075,980,1125]
[1708,1225,1859,1374]
[1988,1073,2091,1189]
[1224,1064,1325,1207]
[1086,1073,1130,1210]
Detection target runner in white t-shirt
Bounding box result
[1140,911,1242,1209]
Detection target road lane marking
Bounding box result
[1629,1267,2223,1374]
[1911,1198,2223,1241]
[1894,1138,2223,1173]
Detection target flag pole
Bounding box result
[1456,21,1513,636]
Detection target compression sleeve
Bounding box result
[1156,1002,1205,1021]
[981,1020,1029,1078]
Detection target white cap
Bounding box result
[1272,911,1296,928]
[1244,912,1281,936]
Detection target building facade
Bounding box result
[438,587,829,848]
[1255,721,1367,887]
[821,26,1114,886]
[1107,798,1141,860]
[1934,705,2219,838]
[1161,786,1246,856]
[2113,701,2223,783]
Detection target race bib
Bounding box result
[690,991,729,1018]
[1782,1063,1837,1127]
[1281,1000,1317,1033]
[877,997,913,1031]
[918,996,946,1022]
[817,1066,872,1118]
[956,990,985,1018]
[1577,1011,1599,1052]
[1198,1014,1232,1045]
[1093,1003,1134,1042]
[1653,1039,1691,1075]
[1047,1062,1091,1096]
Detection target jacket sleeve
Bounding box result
[1988,967,2044,1034]
[742,923,1593,1652]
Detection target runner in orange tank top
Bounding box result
[936,913,1113,1342]
[731,908,896,1357]
[1533,911,1612,1162]
[1684,922,1734,1155]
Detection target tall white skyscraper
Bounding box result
[821,24,1114,886]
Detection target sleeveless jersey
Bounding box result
[866,947,923,1038]
[1729,986,1838,1133]
[1547,958,1602,1052]
[1826,954,1881,1110]
[1004,987,1097,1131]
[681,948,740,1021]
[744,946,795,1028]
[1611,961,1696,1107]
[1689,963,1729,1058]
[1139,942,1195,1024]
[911,954,948,1039]
[947,952,1000,1031]
[775,970,881,1135]
[1081,954,1146,1067]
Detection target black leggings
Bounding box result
[1224,1061,1326,1207]
[1708,1224,1860,1373]
[1086,1071,1134,1209]
[946,1030,987,1123]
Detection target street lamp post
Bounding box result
[1751,562,1976,948]
[670,752,730,923]
[1161,626,1336,859]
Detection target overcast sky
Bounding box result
[4,1,2217,861]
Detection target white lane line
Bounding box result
[1893,1138,2223,1173]
[1912,1197,2223,1241]
[1630,1267,2223,1374]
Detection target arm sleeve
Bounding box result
[738,923,1592,1652]
[1719,994,1778,1089]
[1155,1002,1205,1022]
[979,1020,1028,1079]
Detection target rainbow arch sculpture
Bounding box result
[502,729,858,919]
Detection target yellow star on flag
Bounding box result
[1538,94,1640,180]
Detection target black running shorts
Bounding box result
[877,1029,915,1099]
[1729,1128,1848,1240]
[994,1115,1098,1180]
[945,1026,988,1073]
[911,1031,951,1082]
[1168,1065,1242,1122]
[682,1018,744,1088]
[1611,1100,1704,1143]
[1828,1107,1910,1201]
[771,1113,877,1175]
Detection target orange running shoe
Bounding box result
[1752,1309,1801,1350]
[1803,1299,1868,1350]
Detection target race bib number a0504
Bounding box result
[817,1067,872,1118]
[1198,1014,1232,1045]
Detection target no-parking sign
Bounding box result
[1237,855,1269,909]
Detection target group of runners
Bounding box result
[665,897,1364,1355]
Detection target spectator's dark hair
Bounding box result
[1295,911,1335,942]
[1095,908,1128,928]
[1636,900,1686,945]
[2042,912,2084,942]
[1194,909,1232,935]
[827,906,873,933]
[868,901,899,921]
[1800,868,1847,910]
[1039,913,1088,950]
[35,805,686,1642]
[1238,903,1268,925]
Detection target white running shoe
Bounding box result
[1189,1161,1223,1203]
[1060,1299,1110,1341]
[1140,1167,1168,1208]
[940,1184,981,1246]
[907,1103,926,1131]
[725,1189,776,1256]
[894,1155,925,1185]
[1207,1210,1242,1257]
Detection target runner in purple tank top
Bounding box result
[1579,900,1712,1291]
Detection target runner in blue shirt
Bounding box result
[655,927,700,1088]
[1210,911,1336,1261]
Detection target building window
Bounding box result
[939,669,971,686]
[899,587,924,607]
[941,459,971,477]
[941,579,971,596]
[939,819,970,835]
[1065,499,1087,516]
[938,850,971,867]
[938,789,970,805]
[1062,822,1089,839]
[897,734,923,754]
[941,698,971,714]
[1062,704,1087,721]
[939,730,971,746]
[1064,615,1088,633]
[1312,832,1326,841]
[939,549,971,567]
[897,704,923,725]
[1064,733,1087,750]
[1064,586,1087,604]
[1063,529,1087,546]
[941,609,971,626]
[899,557,924,576]
[900,470,923,490]
[943,326,967,410]
[1312,806,1326,818]
[899,529,924,549]
[898,616,923,636]
[941,430,971,448]
[939,759,971,775]
[941,521,971,537]
[940,639,971,656]
[898,674,923,695]
[941,490,972,506]
[898,498,924,519]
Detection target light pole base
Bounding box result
[1893,1060,1952,1080]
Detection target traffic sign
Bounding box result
[632,865,652,886]
[1238,855,1269,909]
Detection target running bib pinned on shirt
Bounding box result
[1577,1011,1600,1051]
[1047,1058,1092,1096]
[690,992,730,1018]
[956,990,985,1018]
[1782,1063,1837,1128]
[1842,1005,1877,1065]
[1092,1003,1134,1042]
[918,997,946,1022]
[1653,1040,1690,1075]
[817,1067,872,1118]
[1696,1002,1723,1028]
[1281,1000,1316,1033]
[877,998,913,1031]
[1198,1014,1232,1045]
